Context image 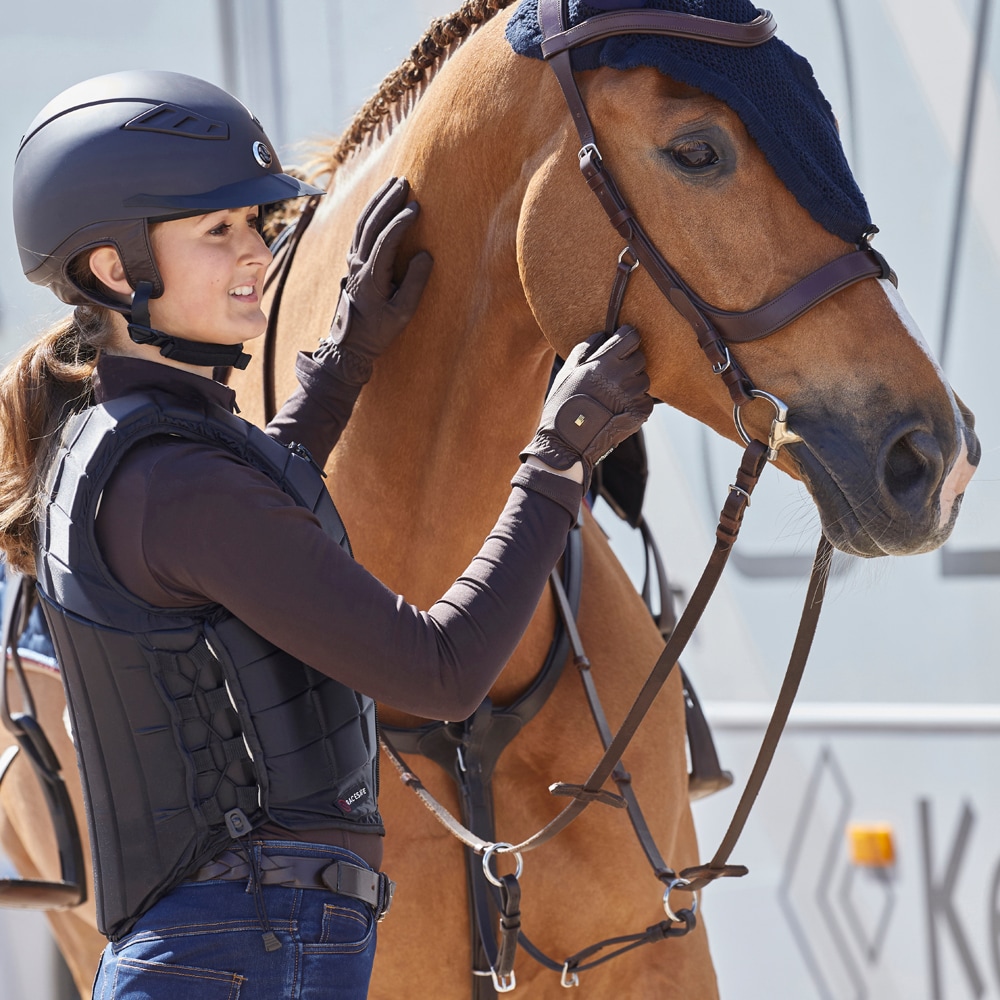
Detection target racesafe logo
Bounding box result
[337,786,368,813]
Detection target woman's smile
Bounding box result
[148,206,272,345]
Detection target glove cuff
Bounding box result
[309,340,374,387]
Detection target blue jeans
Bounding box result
[92,842,378,1000]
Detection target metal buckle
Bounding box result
[474,969,517,993]
[561,962,581,988]
[617,247,640,272]
[728,484,752,507]
[493,970,517,993]
[578,142,602,167]
[662,876,698,923]
[376,873,395,922]
[733,389,803,462]
[711,344,732,375]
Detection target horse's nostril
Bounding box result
[882,429,944,508]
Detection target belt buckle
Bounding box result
[320,861,395,922]
[376,872,396,922]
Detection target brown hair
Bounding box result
[0,260,116,575]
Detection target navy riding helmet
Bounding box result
[13,70,323,316]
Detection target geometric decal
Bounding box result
[839,862,895,965]
[777,746,895,999]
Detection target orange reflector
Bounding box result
[846,824,896,867]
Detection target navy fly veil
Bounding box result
[506,0,872,244]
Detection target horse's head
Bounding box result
[510,1,979,558]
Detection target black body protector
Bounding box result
[34,392,382,940]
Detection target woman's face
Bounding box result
[147,206,272,345]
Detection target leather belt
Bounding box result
[190,849,395,921]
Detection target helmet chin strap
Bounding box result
[127,281,252,370]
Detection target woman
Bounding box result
[0,71,652,998]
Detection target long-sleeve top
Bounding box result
[91,351,580,867]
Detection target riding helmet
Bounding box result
[13,70,323,313]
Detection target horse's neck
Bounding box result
[318,24,558,609]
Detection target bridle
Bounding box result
[539,0,896,460]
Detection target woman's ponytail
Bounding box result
[0,304,111,575]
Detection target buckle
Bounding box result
[376,872,396,922]
[321,860,396,921]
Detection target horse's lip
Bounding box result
[785,441,891,558]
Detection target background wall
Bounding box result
[1,2,998,998]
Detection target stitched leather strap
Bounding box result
[540,8,777,58]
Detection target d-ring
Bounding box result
[482,842,524,887]
[733,388,803,462]
[662,876,698,922]
[618,247,640,272]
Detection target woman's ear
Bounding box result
[87,246,132,299]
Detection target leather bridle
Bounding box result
[539,0,895,458]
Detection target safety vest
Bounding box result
[35,390,383,940]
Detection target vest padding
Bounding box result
[36,391,382,940]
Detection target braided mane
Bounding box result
[313,0,517,180]
[263,0,516,239]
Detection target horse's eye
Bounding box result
[670,140,719,170]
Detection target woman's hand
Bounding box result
[314,176,434,383]
[520,326,653,493]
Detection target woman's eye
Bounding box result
[670,140,720,170]
[209,223,232,236]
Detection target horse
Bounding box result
[0,1,980,997]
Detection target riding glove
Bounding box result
[314,176,434,385]
[520,326,653,495]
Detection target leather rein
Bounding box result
[255,4,896,992]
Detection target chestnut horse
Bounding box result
[0,1,979,997]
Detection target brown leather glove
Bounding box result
[520,326,653,493]
[314,176,434,384]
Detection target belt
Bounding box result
[190,849,395,921]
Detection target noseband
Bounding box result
[539,0,895,460]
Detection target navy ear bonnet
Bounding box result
[506,0,872,244]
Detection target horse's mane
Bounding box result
[315,0,517,179]
[263,0,516,240]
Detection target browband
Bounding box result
[540,8,776,58]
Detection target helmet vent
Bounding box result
[123,104,229,140]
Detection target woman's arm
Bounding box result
[265,177,432,464]
[98,328,650,721]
